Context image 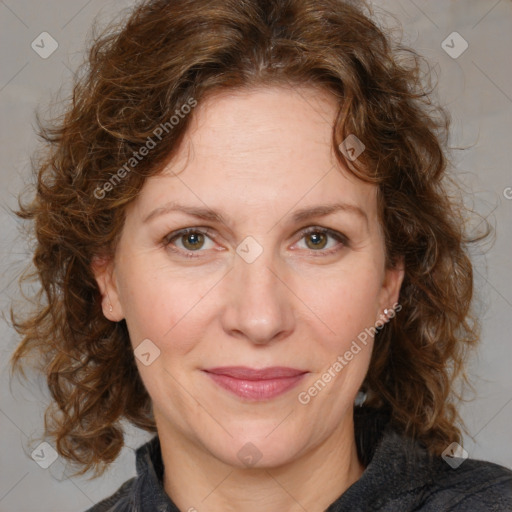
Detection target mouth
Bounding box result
[202,366,308,401]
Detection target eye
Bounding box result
[294,226,348,255]
[163,228,215,256]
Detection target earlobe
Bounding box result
[91,255,124,321]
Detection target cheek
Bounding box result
[117,257,219,352]
[299,270,381,409]
[298,264,383,346]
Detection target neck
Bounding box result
[158,413,364,512]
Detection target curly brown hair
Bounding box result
[10,0,487,478]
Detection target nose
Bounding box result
[220,243,296,346]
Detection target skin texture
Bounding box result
[93,85,404,512]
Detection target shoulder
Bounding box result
[352,410,512,511]
[423,456,512,511]
[83,476,136,512]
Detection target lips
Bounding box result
[205,366,307,380]
[202,366,308,401]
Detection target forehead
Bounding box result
[131,86,378,225]
[174,85,339,175]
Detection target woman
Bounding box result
[10,0,512,510]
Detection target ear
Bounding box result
[377,256,405,320]
[91,255,124,322]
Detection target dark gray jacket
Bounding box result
[85,410,512,511]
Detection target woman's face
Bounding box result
[95,86,404,468]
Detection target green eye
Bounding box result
[297,227,348,254]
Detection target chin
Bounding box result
[205,424,307,470]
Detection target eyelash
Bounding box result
[162,226,349,259]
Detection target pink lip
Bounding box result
[203,366,308,401]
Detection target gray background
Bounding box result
[1,1,511,510]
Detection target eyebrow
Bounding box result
[143,201,368,227]
[291,203,367,226]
